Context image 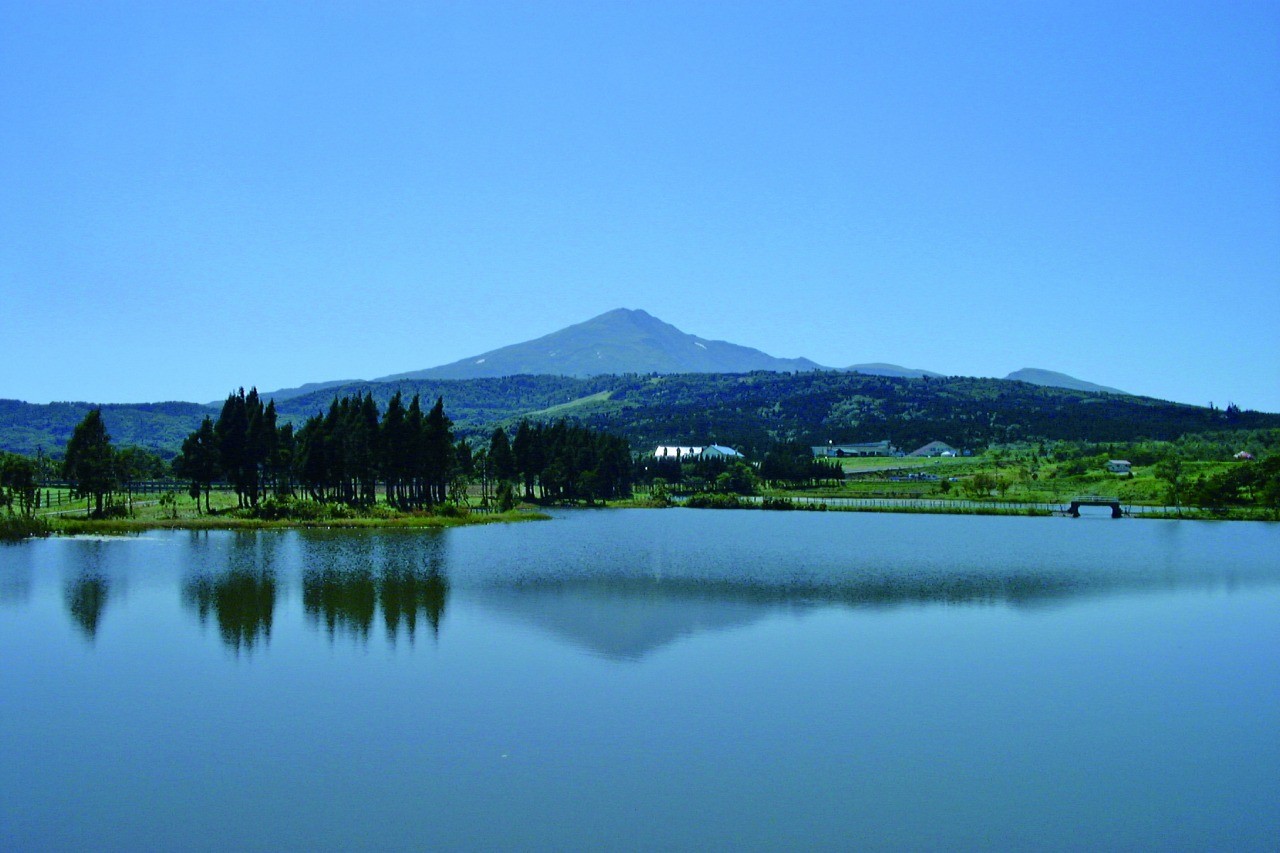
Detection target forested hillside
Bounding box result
[537,373,1276,454]
[0,400,212,457]
[274,372,1280,455]
[5,372,1277,458]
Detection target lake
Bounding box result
[2,510,1278,850]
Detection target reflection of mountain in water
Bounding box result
[472,581,797,661]
[184,571,276,652]
[65,573,109,641]
[468,554,1279,661]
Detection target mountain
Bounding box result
[844,363,943,379]
[375,308,824,381]
[1004,368,1127,395]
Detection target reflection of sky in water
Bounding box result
[1,513,1278,850]
[1,512,1278,658]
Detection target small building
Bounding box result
[1235,451,1255,461]
[908,441,959,458]
[701,445,744,460]
[811,440,896,458]
[1105,460,1132,474]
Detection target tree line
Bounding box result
[477,419,633,507]
[173,389,635,511]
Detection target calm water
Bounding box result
[2,510,1278,850]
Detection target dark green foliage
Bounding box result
[684,492,745,509]
[0,453,39,516]
[758,443,843,487]
[1186,455,1280,516]
[0,399,210,458]
[504,419,633,503]
[0,514,50,541]
[114,446,166,514]
[488,427,516,484]
[184,571,276,652]
[174,417,220,513]
[8,373,1278,462]
[63,409,118,516]
[65,574,109,639]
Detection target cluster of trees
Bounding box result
[175,389,462,511]
[1184,456,1280,514]
[59,409,167,516]
[174,390,635,511]
[1,453,39,516]
[757,444,844,488]
[641,454,760,495]
[479,420,633,505]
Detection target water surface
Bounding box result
[3,510,1278,850]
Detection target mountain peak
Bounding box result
[375,309,823,381]
[1005,368,1127,395]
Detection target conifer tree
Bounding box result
[63,408,117,516]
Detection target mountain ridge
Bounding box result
[1003,368,1127,395]
[376,308,823,381]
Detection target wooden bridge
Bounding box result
[1065,496,1125,518]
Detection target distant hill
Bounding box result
[845,363,943,379]
[1005,368,1127,395]
[232,378,359,405]
[0,399,212,458]
[375,308,824,381]
[5,373,1277,458]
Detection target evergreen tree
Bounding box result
[215,389,250,507]
[175,416,220,513]
[489,427,516,485]
[63,408,117,516]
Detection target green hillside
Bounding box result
[5,372,1277,459]
[0,400,213,458]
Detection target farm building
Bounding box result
[908,441,959,457]
[654,446,703,460]
[811,440,896,458]
[1105,460,1132,474]
[654,445,744,460]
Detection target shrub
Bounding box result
[0,515,51,541]
[685,492,744,509]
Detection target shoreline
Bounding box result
[3,509,548,541]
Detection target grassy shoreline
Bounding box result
[47,508,548,536]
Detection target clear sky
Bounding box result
[2,1,1277,410]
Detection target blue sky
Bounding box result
[2,1,1277,410]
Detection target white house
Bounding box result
[1105,460,1132,474]
[654,446,703,460]
[654,445,745,461]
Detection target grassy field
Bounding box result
[772,454,1249,507]
[23,486,548,536]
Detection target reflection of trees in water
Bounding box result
[380,568,447,643]
[66,574,109,640]
[304,567,449,644]
[302,534,449,644]
[184,571,276,652]
[304,569,377,640]
[182,531,283,652]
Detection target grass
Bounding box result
[50,508,547,536]
[33,489,549,536]
[525,390,615,418]
[0,515,52,541]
